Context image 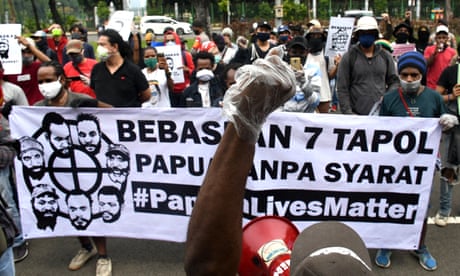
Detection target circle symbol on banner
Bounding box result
[48,148,102,194]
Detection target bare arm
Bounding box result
[138,88,151,103]
[184,124,254,275]
[17,36,51,63]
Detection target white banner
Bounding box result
[107,11,134,41]
[10,107,441,250]
[0,24,22,75]
[325,17,355,58]
[155,45,185,84]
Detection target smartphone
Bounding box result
[290,57,302,71]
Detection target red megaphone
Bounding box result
[238,216,299,276]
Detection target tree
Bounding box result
[192,0,210,31]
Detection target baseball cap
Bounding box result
[106,144,129,159]
[290,221,374,275]
[277,25,290,34]
[66,39,83,54]
[257,21,272,31]
[287,36,308,49]
[31,30,47,38]
[307,19,321,28]
[19,136,43,157]
[436,25,449,34]
[31,184,58,199]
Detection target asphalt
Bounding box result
[14,171,460,275]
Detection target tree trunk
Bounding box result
[6,0,16,22]
[192,0,210,32]
[30,0,41,30]
[445,0,453,21]
[49,0,64,27]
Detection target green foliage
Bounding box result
[373,0,388,15]
[282,0,307,22]
[97,1,110,21]
[246,2,273,20]
[217,0,229,13]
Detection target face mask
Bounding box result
[71,33,83,40]
[196,69,214,82]
[166,41,176,46]
[256,32,270,42]
[400,78,421,95]
[418,32,429,42]
[279,35,289,43]
[144,57,158,69]
[358,34,376,48]
[396,33,409,43]
[97,45,110,62]
[70,55,83,64]
[214,55,221,64]
[309,37,323,52]
[38,78,62,99]
[22,56,34,65]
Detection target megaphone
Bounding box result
[238,216,299,276]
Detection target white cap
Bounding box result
[436,25,449,34]
[222,27,233,38]
[355,16,379,32]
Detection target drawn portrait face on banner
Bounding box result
[106,144,130,184]
[0,39,9,59]
[31,184,59,231]
[98,186,123,223]
[66,191,92,230]
[42,112,72,158]
[19,137,46,180]
[76,113,102,155]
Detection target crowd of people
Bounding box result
[0,12,458,275]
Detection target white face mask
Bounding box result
[196,69,214,82]
[97,45,110,62]
[166,41,176,46]
[38,78,62,99]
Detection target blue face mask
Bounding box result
[358,34,376,48]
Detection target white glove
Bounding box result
[439,113,459,131]
[222,55,296,143]
[80,74,90,86]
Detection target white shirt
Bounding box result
[141,67,171,108]
[198,83,211,107]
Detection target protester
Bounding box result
[163,30,195,106]
[416,26,430,54]
[62,23,95,65]
[31,30,57,61]
[141,47,173,108]
[34,61,110,275]
[376,51,458,271]
[220,27,238,65]
[337,16,399,115]
[180,51,223,107]
[90,29,150,107]
[5,36,51,105]
[428,19,457,49]
[190,20,210,56]
[392,22,415,45]
[0,60,29,263]
[45,24,68,65]
[63,39,97,98]
[305,26,337,113]
[434,53,460,227]
[246,21,276,63]
[424,25,457,89]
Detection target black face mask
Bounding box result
[396,33,409,43]
[308,37,323,53]
[418,31,430,42]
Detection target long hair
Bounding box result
[99,29,133,60]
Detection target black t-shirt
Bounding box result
[437,64,459,114]
[90,60,149,107]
